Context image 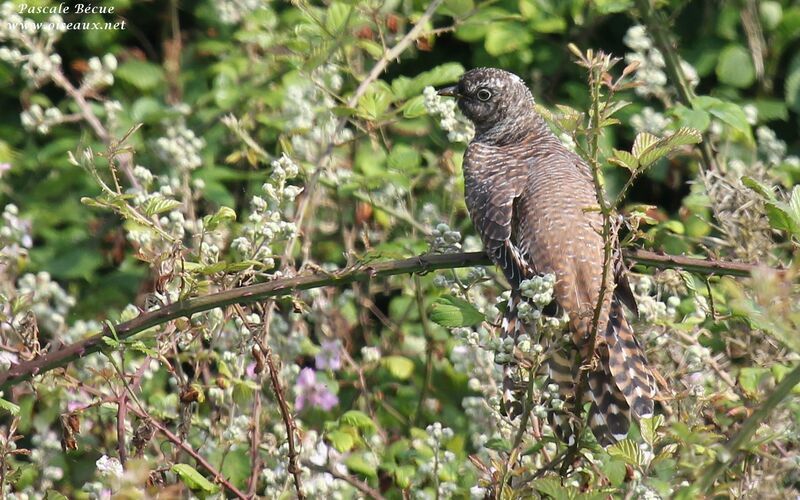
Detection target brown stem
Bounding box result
[0,250,773,389]
[257,336,306,500]
[117,393,128,466]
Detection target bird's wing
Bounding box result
[466,173,535,288]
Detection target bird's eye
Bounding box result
[476,88,492,101]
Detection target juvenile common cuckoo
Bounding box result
[438,68,658,445]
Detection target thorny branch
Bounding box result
[0,250,776,389]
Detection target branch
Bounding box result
[0,250,773,389]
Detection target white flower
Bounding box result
[95,455,123,478]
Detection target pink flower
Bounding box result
[295,368,338,411]
[315,339,341,371]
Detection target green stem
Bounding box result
[697,363,800,492]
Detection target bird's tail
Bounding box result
[547,297,658,446]
[499,293,528,418]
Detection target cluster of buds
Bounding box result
[423,86,474,143]
[429,222,461,253]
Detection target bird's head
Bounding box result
[437,68,535,138]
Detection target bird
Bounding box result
[437,67,658,446]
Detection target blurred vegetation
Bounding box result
[0,0,799,498]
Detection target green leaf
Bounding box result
[741,175,777,201]
[602,458,627,486]
[357,81,394,120]
[785,53,800,112]
[142,197,182,217]
[716,45,756,88]
[693,96,752,138]
[429,295,484,327]
[607,438,644,466]
[632,128,702,168]
[0,396,20,416]
[394,465,416,488]
[340,410,376,433]
[401,95,427,118]
[45,491,68,500]
[484,437,511,452]
[671,105,711,132]
[116,60,164,92]
[443,0,474,17]
[532,477,576,500]
[484,22,532,56]
[203,206,237,230]
[382,356,415,380]
[172,464,219,494]
[344,453,378,478]
[631,132,659,159]
[328,430,356,452]
[391,63,464,100]
[387,144,421,172]
[609,149,638,171]
[738,367,772,397]
[640,414,664,446]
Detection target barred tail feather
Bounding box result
[605,297,658,419]
[587,346,632,445]
[546,346,578,445]
[500,294,528,419]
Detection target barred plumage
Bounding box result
[438,68,658,446]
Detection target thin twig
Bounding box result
[306,462,387,500]
[0,250,773,389]
[413,275,434,427]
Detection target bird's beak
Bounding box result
[437,85,459,97]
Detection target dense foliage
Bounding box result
[1,0,799,498]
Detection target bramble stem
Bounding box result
[0,250,769,389]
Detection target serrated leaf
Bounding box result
[328,430,356,452]
[387,144,421,172]
[609,149,638,171]
[632,128,701,168]
[204,206,236,230]
[0,396,20,416]
[607,438,644,466]
[340,410,376,433]
[532,477,576,500]
[382,356,415,380]
[640,415,664,446]
[632,132,660,159]
[401,95,427,118]
[142,197,182,217]
[344,453,378,478]
[429,295,484,327]
[172,464,219,494]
